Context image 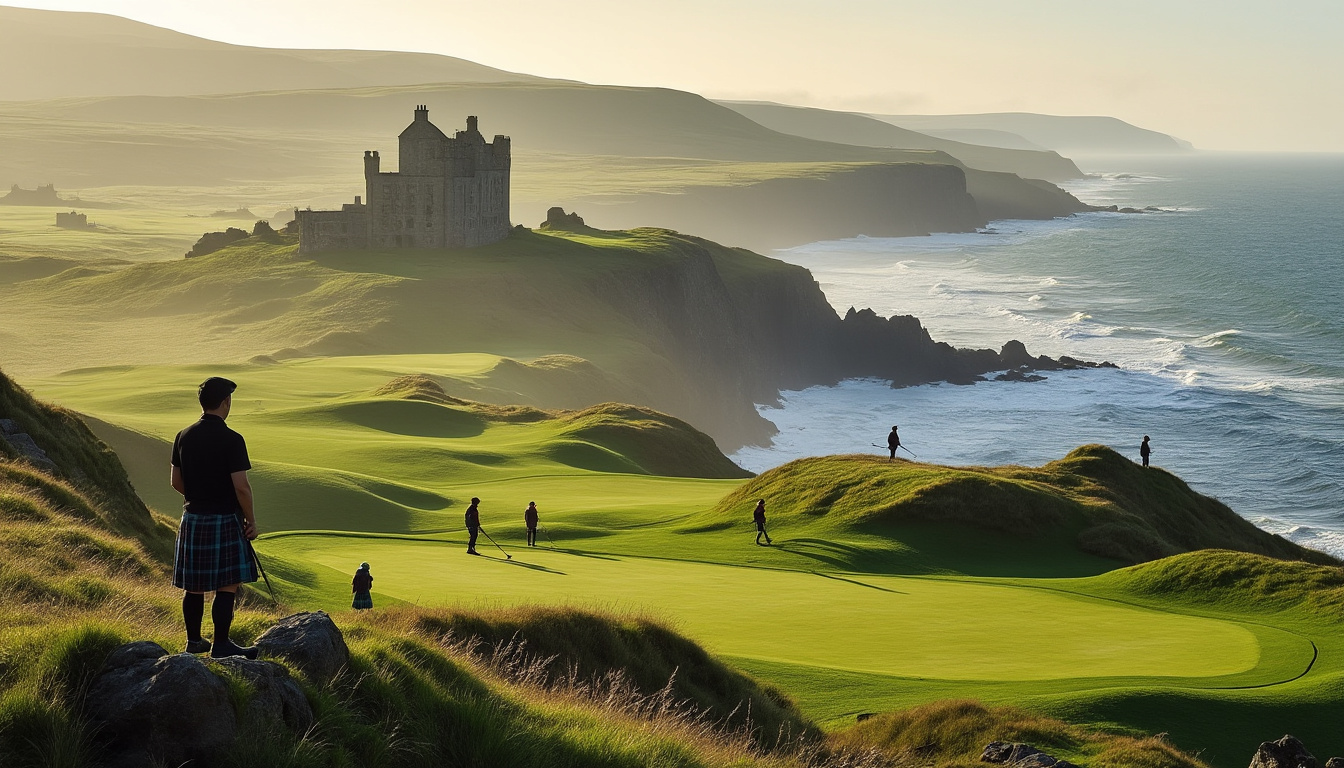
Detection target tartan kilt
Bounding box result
[172,512,258,592]
[352,591,374,610]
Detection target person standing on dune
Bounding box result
[887,426,901,461]
[170,376,260,659]
[1140,435,1152,468]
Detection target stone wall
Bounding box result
[296,203,369,254]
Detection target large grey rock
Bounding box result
[86,642,236,768]
[0,431,57,471]
[1251,736,1318,768]
[981,742,1060,768]
[256,610,349,682]
[209,656,313,731]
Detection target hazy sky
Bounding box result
[9,0,1344,151]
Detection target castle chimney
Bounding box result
[467,115,479,133]
[364,150,380,176]
[414,105,429,121]
[354,195,362,205]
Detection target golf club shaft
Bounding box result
[246,538,277,603]
[480,527,510,558]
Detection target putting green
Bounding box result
[261,533,1266,682]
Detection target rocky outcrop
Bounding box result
[256,611,350,683]
[1251,736,1319,768]
[211,656,313,731]
[540,206,588,231]
[0,417,57,472]
[831,310,1114,388]
[981,741,1078,768]
[85,621,339,766]
[185,226,249,258]
[86,642,238,768]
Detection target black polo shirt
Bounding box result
[171,414,250,515]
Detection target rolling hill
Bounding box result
[717,100,1083,182]
[872,112,1194,154]
[0,5,548,102]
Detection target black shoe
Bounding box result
[185,638,211,654]
[210,640,259,660]
[467,549,480,556]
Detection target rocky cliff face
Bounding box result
[586,232,1107,449]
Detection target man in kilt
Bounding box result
[170,377,260,659]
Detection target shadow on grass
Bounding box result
[811,571,907,594]
[478,554,566,575]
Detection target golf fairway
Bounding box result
[260,533,1269,682]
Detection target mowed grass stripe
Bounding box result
[260,534,1264,682]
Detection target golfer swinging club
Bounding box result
[169,377,260,659]
[887,425,901,460]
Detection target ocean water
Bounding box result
[730,154,1344,557]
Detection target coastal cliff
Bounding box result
[580,163,1090,252]
[2,224,1104,450]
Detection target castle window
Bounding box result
[407,218,415,228]
[425,205,432,216]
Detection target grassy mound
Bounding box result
[704,446,1333,567]
[0,369,173,558]
[378,605,811,747]
[368,376,750,478]
[557,404,753,479]
[832,700,1205,768]
[1094,549,1344,619]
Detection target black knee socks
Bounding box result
[211,590,237,646]
[183,592,205,641]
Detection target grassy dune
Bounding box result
[18,354,1344,766]
[700,449,1332,571]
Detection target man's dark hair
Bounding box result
[198,377,237,411]
[470,497,480,505]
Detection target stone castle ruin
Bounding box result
[296,107,511,253]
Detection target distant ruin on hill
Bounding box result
[1,184,113,208]
[296,107,511,253]
[56,211,90,229]
[1,183,70,206]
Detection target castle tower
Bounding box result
[298,107,510,253]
